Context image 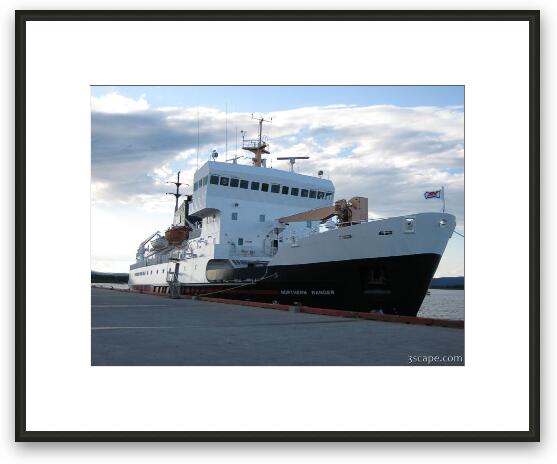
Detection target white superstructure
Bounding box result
[129,159,335,286]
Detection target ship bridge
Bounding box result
[190,160,334,218]
[185,160,334,261]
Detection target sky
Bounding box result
[91,86,464,277]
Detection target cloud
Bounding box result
[266,105,464,226]
[91,108,222,208]
[91,92,464,274]
[92,98,463,215]
[91,92,149,113]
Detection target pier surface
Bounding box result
[91,287,464,366]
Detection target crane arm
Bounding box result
[137,231,161,252]
[278,205,338,224]
[278,197,368,225]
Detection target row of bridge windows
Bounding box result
[193,174,333,200]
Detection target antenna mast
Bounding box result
[166,171,183,213]
[225,103,228,161]
[241,114,272,167]
[196,110,200,170]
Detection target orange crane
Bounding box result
[278,197,369,226]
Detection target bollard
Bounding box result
[289,302,302,313]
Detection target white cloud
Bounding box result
[91,92,149,114]
[91,99,464,276]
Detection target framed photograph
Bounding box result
[15,10,539,441]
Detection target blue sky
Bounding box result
[91,86,464,275]
[91,85,464,113]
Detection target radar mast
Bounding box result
[166,171,183,213]
[241,114,271,167]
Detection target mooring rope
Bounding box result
[192,271,279,298]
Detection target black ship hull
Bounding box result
[129,253,441,317]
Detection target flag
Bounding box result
[424,190,441,199]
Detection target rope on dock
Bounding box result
[193,271,279,298]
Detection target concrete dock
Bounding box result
[91,287,464,366]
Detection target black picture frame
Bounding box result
[15,10,540,442]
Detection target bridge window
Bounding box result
[193,181,198,191]
[281,185,289,195]
[309,190,317,199]
[259,214,265,222]
[291,187,299,196]
[261,182,269,192]
[251,181,260,190]
[210,175,219,185]
[231,212,238,221]
[240,179,249,189]
[230,177,239,187]
[325,192,333,200]
[301,189,309,197]
[317,191,325,199]
[220,176,229,186]
[202,176,208,186]
[271,183,280,193]
[238,237,244,245]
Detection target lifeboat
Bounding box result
[151,236,169,250]
[165,225,190,246]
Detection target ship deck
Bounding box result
[91,287,464,366]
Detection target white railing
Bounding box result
[229,245,273,258]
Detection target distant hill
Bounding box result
[91,271,129,283]
[430,276,464,289]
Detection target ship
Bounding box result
[128,115,456,316]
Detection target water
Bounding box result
[417,289,464,320]
[92,283,129,291]
[91,284,464,321]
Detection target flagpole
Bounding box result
[442,186,446,213]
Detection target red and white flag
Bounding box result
[424,190,442,199]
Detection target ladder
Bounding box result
[166,261,181,299]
